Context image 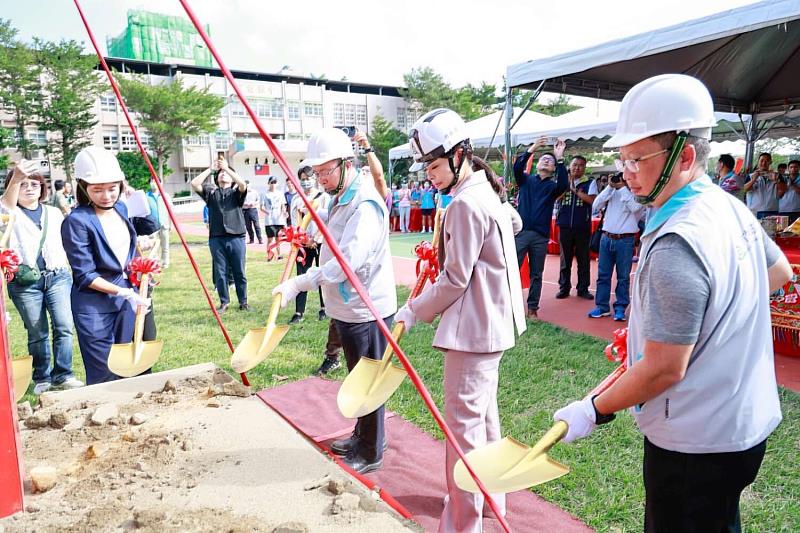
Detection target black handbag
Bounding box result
[589,209,605,254]
[15,208,48,286]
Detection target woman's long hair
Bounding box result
[464,152,507,201]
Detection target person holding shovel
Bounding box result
[553,74,792,532]
[272,127,396,474]
[61,146,151,385]
[394,108,527,532]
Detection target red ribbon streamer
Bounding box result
[605,327,628,363]
[0,250,20,282]
[128,257,162,288]
[267,226,311,264]
[414,241,439,279]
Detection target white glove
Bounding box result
[553,397,597,443]
[117,287,152,313]
[395,304,417,330]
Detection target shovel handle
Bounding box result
[374,322,406,378]
[586,363,626,400]
[131,273,151,350]
[531,420,569,455]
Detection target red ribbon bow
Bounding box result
[0,249,21,282]
[267,226,311,264]
[414,241,440,279]
[128,257,162,288]
[605,327,628,363]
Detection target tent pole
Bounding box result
[504,87,513,181]
[743,110,759,174]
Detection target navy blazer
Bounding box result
[61,202,137,314]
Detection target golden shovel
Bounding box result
[453,363,627,493]
[0,214,34,401]
[231,201,319,373]
[337,210,443,418]
[107,268,163,378]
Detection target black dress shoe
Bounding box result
[577,291,594,300]
[318,309,327,321]
[555,290,569,299]
[239,303,251,311]
[288,313,303,324]
[330,433,389,456]
[342,452,383,475]
[216,303,229,313]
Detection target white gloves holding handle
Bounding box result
[116,287,152,313]
[553,397,598,443]
[272,271,317,307]
[395,304,417,330]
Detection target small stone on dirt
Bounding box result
[24,504,40,513]
[49,410,70,429]
[17,401,33,420]
[181,440,193,451]
[134,392,144,399]
[38,393,57,409]
[327,478,347,495]
[359,493,380,512]
[219,380,251,397]
[29,466,58,493]
[271,522,309,533]
[212,368,235,384]
[161,379,177,393]
[24,413,49,430]
[85,442,110,459]
[330,493,360,514]
[90,403,118,426]
[130,413,149,426]
[303,475,330,491]
[122,430,140,442]
[206,399,221,408]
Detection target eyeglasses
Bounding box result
[20,181,41,190]
[313,161,342,179]
[539,157,556,164]
[615,149,668,173]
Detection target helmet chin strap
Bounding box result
[635,132,688,205]
[441,147,467,195]
[329,159,347,195]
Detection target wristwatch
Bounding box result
[363,147,374,154]
[591,395,616,425]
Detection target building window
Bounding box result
[26,130,47,148]
[229,101,246,118]
[100,94,117,112]
[186,134,210,147]
[102,129,119,150]
[255,99,283,119]
[303,102,323,117]
[183,168,205,183]
[333,103,367,127]
[287,101,300,120]
[215,131,229,151]
[397,107,407,130]
[396,107,421,131]
[120,131,137,152]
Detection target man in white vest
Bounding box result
[554,74,792,532]
[273,128,397,474]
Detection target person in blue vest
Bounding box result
[419,179,436,232]
[61,147,151,385]
[554,74,792,532]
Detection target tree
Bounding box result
[368,114,408,182]
[116,151,172,191]
[33,39,104,180]
[0,19,42,159]
[400,67,500,121]
[0,125,11,170]
[117,75,224,180]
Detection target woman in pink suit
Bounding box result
[395,108,526,532]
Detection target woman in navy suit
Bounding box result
[61,147,150,384]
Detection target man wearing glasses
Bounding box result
[513,136,569,318]
[554,74,791,531]
[272,128,396,475]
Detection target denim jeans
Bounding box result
[7,268,75,384]
[594,234,635,313]
[515,230,550,311]
[209,235,247,305]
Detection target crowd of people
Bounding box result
[0,73,790,533]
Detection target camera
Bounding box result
[338,126,357,139]
[610,173,623,184]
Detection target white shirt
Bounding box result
[747,173,779,212]
[98,210,132,270]
[593,184,644,234]
[260,190,286,226]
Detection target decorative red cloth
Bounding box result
[0,249,21,282]
[267,226,311,264]
[127,257,162,288]
[605,327,628,363]
[770,265,800,350]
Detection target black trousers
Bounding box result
[243,207,262,243]
[295,246,323,315]
[558,226,591,293]
[643,437,767,533]
[324,319,343,360]
[333,314,394,462]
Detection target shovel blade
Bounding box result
[108,340,164,378]
[453,437,569,494]
[11,356,32,402]
[337,357,407,418]
[231,325,290,373]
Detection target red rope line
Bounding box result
[176,2,508,529]
[72,0,249,387]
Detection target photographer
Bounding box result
[743,152,780,218]
[588,172,643,321]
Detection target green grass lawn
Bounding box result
[5,241,798,531]
[389,231,435,259]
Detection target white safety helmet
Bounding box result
[300,128,355,167]
[408,108,470,172]
[74,146,125,184]
[604,74,716,149]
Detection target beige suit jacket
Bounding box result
[411,171,526,353]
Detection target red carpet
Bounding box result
[257,377,591,533]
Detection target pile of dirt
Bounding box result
[0,366,415,533]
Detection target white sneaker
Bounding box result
[33,382,52,395]
[57,377,84,389]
